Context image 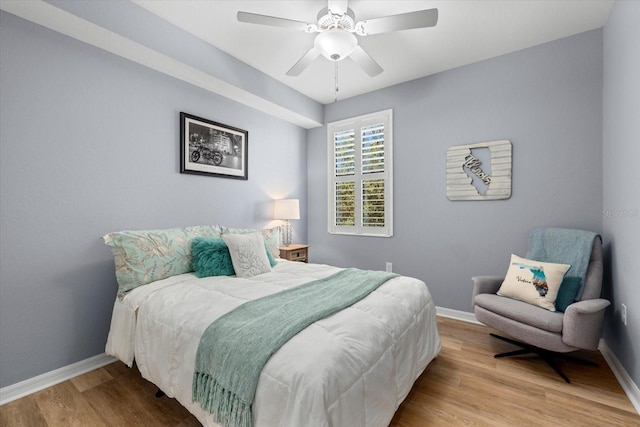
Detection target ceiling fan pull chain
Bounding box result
[334,61,339,102]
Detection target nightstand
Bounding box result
[279,244,309,263]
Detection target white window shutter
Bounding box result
[328,110,393,237]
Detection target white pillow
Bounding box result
[497,254,571,311]
[221,232,272,277]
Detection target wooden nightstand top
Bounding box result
[279,244,309,263]
[279,244,309,250]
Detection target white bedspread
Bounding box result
[106,260,440,427]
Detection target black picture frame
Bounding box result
[180,112,248,180]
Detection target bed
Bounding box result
[103,226,440,427]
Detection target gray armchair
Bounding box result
[472,229,609,383]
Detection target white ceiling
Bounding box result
[136,1,613,105]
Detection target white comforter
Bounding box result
[106,261,440,427]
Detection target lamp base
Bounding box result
[282,220,293,246]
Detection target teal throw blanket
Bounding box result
[527,227,599,299]
[192,268,398,427]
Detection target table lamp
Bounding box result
[274,199,300,246]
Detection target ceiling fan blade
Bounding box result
[328,0,349,15]
[237,11,311,32]
[349,45,383,77]
[356,8,438,36]
[286,47,321,76]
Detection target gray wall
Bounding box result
[44,0,322,127]
[603,0,640,386]
[308,30,604,313]
[0,11,308,388]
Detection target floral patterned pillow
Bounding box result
[103,225,221,297]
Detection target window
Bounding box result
[328,109,393,237]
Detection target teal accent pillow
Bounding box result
[266,244,278,267]
[192,237,277,278]
[261,227,281,259]
[191,237,235,277]
[555,276,582,312]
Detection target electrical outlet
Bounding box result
[621,304,627,326]
[386,262,392,272]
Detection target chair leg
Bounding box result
[490,333,538,356]
[488,333,598,384]
[495,348,534,358]
[540,353,571,383]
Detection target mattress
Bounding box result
[105,260,440,426]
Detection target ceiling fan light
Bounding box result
[314,29,357,61]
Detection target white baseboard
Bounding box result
[436,305,482,324]
[599,339,640,415]
[437,306,640,416]
[0,353,116,406]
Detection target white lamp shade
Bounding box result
[274,199,300,220]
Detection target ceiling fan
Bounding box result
[237,0,438,77]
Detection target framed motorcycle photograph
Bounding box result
[180,112,248,180]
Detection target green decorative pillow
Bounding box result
[261,226,281,259]
[191,237,235,277]
[497,254,571,311]
[103,225,221,297]
[554,276,582,312]
[192,237,277,278]
[265,245,278,267]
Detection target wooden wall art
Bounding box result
[446,140,512,201]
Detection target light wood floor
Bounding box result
[1,317,638,426]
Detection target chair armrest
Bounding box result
[562,298,611,350]
[471,276,504,308]
[566,299,610,315]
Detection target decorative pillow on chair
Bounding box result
[221,233,272,278]
[497,254,571,311]
[554,276,582,312]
